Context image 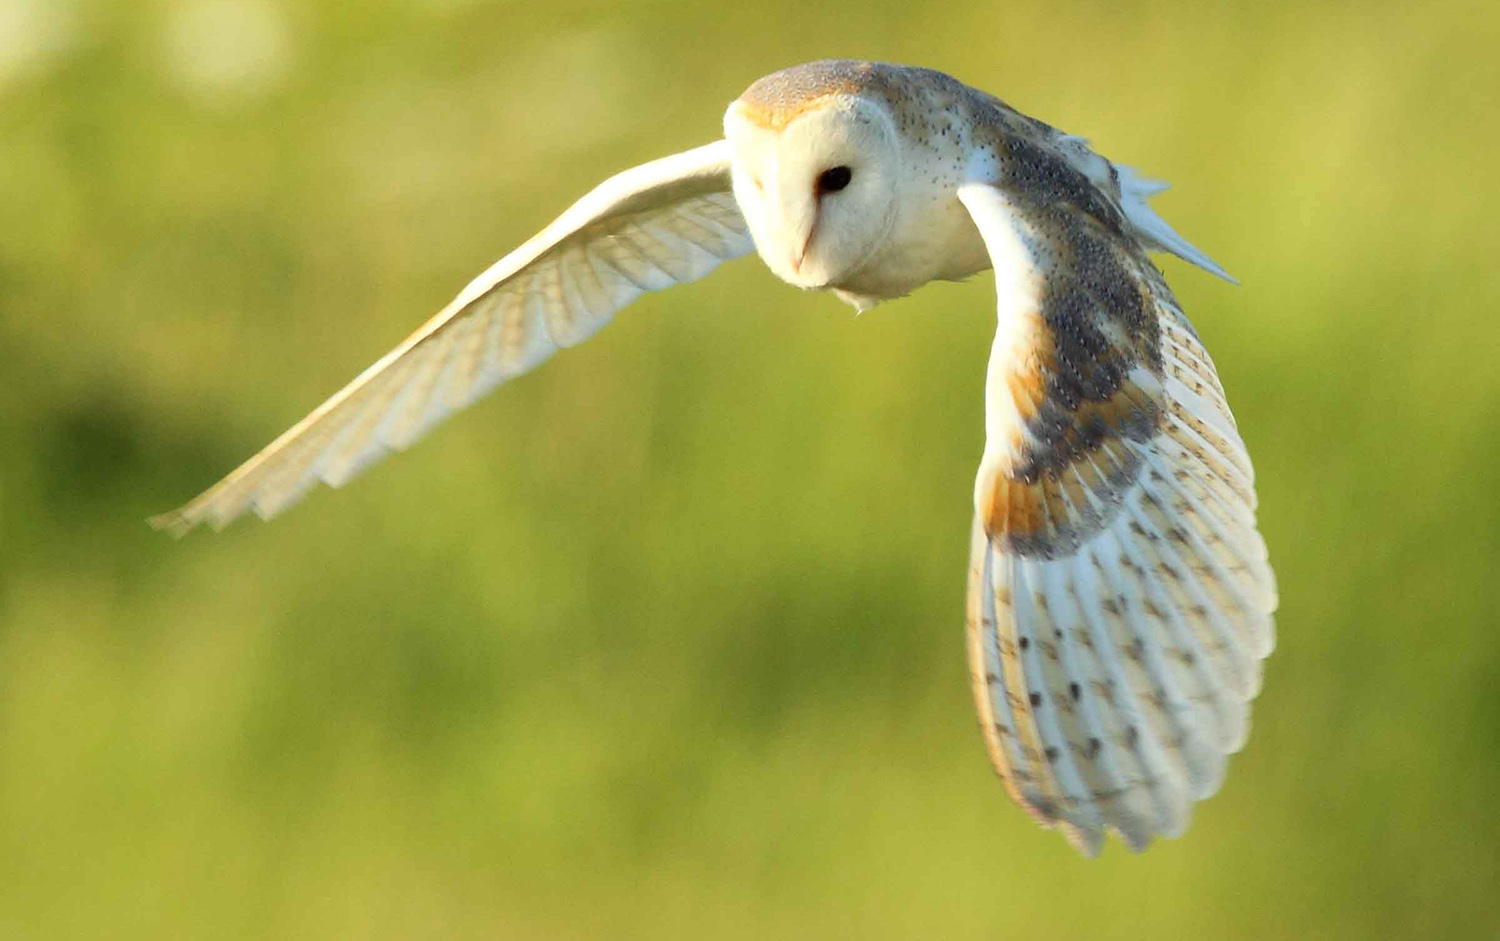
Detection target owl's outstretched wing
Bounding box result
[151,140,752,535]
[956,181,1276,856]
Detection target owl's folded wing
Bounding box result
[151,140,753,535]
[957,181,1276,856]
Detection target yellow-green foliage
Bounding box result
[3,0,1496,936]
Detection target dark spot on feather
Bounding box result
[1001,136,1125,234]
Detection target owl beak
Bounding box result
[791,217,818,275]
[770,171,818,281]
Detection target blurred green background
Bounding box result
[3,0,1498,937]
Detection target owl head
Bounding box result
[723,72,901,291]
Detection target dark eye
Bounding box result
[817,165,852,194]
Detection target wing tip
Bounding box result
[1063,823,1106,858]
[147,500,241,538]
[1115,164,1239,284]
[1201,260,1240,286]
[146,507,198,539]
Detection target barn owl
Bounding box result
[152,60,1276,856]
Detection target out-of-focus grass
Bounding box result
[3,0,1498,937]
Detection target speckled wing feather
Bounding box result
[957,172,1276,855]
[151,140,752,535]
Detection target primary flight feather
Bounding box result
[152,59,1276,856]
